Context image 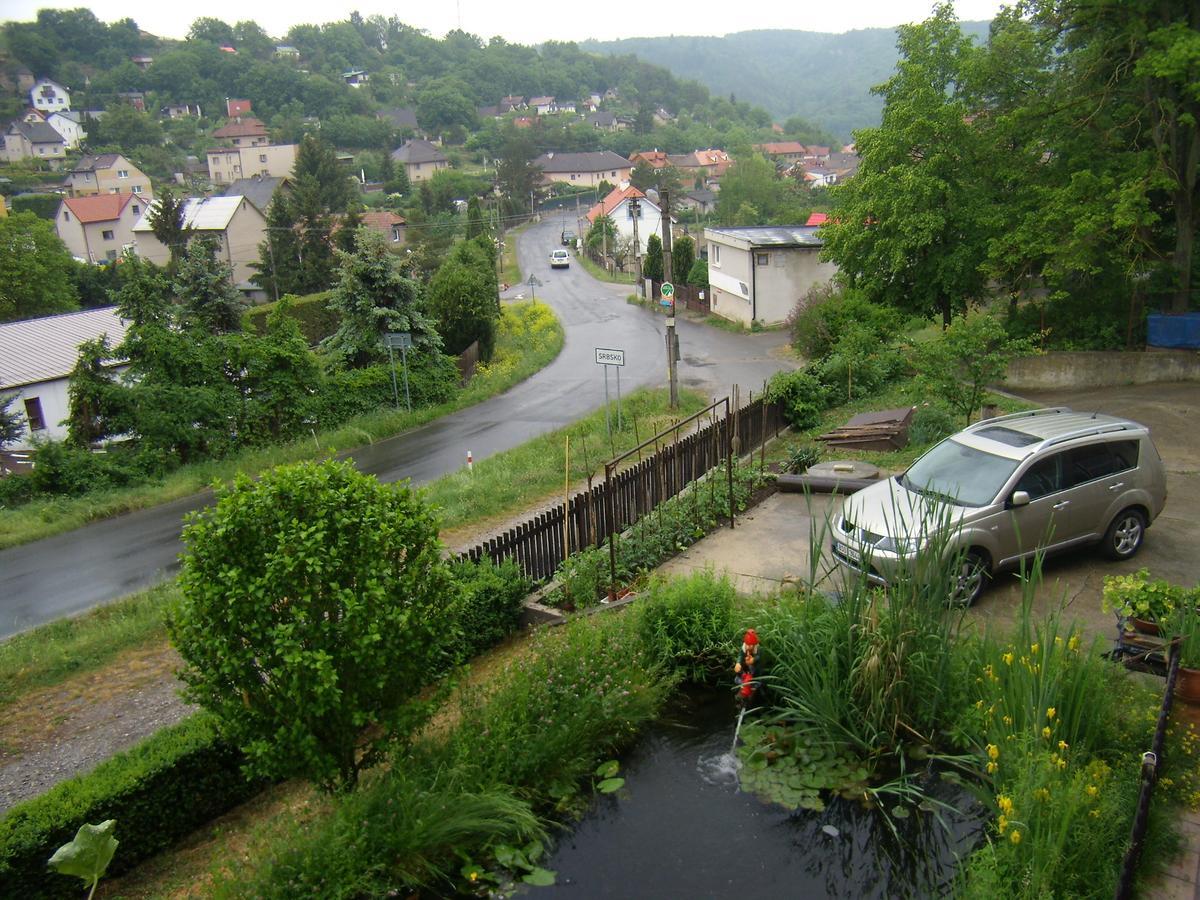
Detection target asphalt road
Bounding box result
[0,218,792,639]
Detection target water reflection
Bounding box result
[535,688,983,898]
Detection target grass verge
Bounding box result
[499,220,530,287]
[0,581,175,712]
[577,253,637,284]
[0,301,564,551]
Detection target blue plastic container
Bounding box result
[1147,312,1200,349]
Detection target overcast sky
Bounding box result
[3,1,1007,44]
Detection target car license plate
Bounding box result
[833,540,859,565]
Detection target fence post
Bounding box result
[726,396,735,528]
[605,460,617,601]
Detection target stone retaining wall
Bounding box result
[1005,350,1200,390]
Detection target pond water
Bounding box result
[534,688,984,898]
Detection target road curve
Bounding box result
[0,218,792,639]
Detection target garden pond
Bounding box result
[531,688,986,897]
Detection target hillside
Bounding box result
[583,23,991,140]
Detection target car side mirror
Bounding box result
[1009,490,1030,509]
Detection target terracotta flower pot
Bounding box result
[1130,617,1162,636]
[1175,666,1200,703]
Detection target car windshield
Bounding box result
[899,437,1020,507]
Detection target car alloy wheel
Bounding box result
[1103,509,1146,560]
[949,551,989,606]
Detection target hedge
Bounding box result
[0,713,264,898]
[243,291,340,345]
[10,194,63,220]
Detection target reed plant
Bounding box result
[635,570,738,682]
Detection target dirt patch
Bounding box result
[0,643,193,813]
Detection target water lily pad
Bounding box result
[523,867,557,887]
[892,805,910,819]
[597,778,625,794]
[594,760,620,779]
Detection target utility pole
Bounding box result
[629,197,642,297]
[661,190,678,409]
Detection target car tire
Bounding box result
[1102,509,1146,560]
[950,550,990,607]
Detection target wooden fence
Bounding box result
[457,394,786,583]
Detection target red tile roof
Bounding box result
[585,185,646,224]
[213,117,268,139]
[805,212,829,226]
[61,192,137,224]
[630,150,669,169]
[755,141,807,155]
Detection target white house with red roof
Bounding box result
[585,186,668,255]
[54,192,147,263]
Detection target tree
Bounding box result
[820,4,988,328]
[913,314,1037,425]
[465,196,486,239]
[253,195,304,300]
[672,235,696,285]
[630,162,683,198]
[87,103,163,154]
[585,214,617,262]
[643,233,664,282]
[147,189,192,270]
[0,393,25,449]
[714,153,803,225]
[416,78,479,135]
[0,212,80,322]
[495,129,541,215]
[293,134,353,214]
[174,238,245,333]
[687,257,708,287]
[187,17,235,45]
[171,459,456,792]
[428,239,499,359]
[334,207,364,255]
[322,229,442,367]
[66,337,119,446]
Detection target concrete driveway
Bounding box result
[660,382,1199,644]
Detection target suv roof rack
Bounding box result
[1041,422,1139,449]
[970,407,1072,429]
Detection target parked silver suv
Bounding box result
[831,408,1168,604]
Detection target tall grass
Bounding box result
[0,300,564,550]
[0,581,176,709]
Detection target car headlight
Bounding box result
[875,535,924,554]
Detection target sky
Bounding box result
[3,1,1008,45]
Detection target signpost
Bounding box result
[595,347,626,440]
[526,273,541,299]
[384,332,413,412]
[659,280,674,308]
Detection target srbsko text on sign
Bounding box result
[594,347,625,366]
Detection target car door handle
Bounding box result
[1052,500,1071,510]
[1107,482,1125,491]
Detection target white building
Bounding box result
[0,308,129,449]
[584,186,668,256]
[30,78,70,113]
[703,225,839,326]
[46,110,87,149]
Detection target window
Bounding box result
[1015,454,1063,501]
[131,205,140,215]
[102,229,114,240]
[710,244,720,266]
[105,249,118,261]
[117,169,128,178]
[1065,440,1139,487]
[259,154,267,162]
[132,185,142,194]
[63,211,69,221]
[391,226,402,241]
[24,397,46,432]
[233,138,241,146]
[756,252,769,266]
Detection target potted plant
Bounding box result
[1102,568,1182,634]
[1163,590,1200,702]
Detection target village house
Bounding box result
[0,307,129,449]
[46,110,88,148]
[55,192,146,263]
[390,139,449,182]
[133,196,268,292]
[342,70,369,87]
[130,55,153,71]
[212,116,270,148]
[583,111,624,131]
[533,150,632,188]
[206,144,298,186]
[66,154,151,197]
[2,119,66,165]
[117,92,146,112]
[274,45,300,60]
[528,96,557,115]
[500,95,526,113]
[225,98,253,118]
[752,141,809,164]
[334,210,407,246]
[585,185,668,256]
[671,149,732,182]
[677,188,717,216]
[29,78,69,113]
[220,175,291,215]
[703,225,838,326]
[161,103,202,119]
[629,150,670,169]
[377,107,420,132]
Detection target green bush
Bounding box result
[766,368,831,430]
[316,354,459,425]
[243,292,339,345]
[789,285,903,360]
[636,571,737,681]
[908,404,957,446]
[10,193,62,220]
[27,441,142,497]
[0,714,262,899]
[448,557,531,659]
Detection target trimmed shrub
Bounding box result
[243,292,339,345]
[789,285,903,361]
[766,368,831,430]
[0,714,262,898]
[11,194,62,220]
[315,353,460,424]
[448,557,532,659]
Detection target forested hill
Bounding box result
[583,23,990,139]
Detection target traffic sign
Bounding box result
[660,282,675,298]
[384,332,412,350]
[595,347,625,367]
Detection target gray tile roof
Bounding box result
[71,153,122,172]
[222,175,288,212]
[0,307,128,389]
[706,225,824,247]
[391,139,447,164]
[532,150,630,174]
[377,107,419,129]
[7,119,64,145]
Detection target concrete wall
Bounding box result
[1005,350,1200,390]
[56,199,145,263]
[751,246,837,325]
[405,158,448,182]
[543,166,632,188]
